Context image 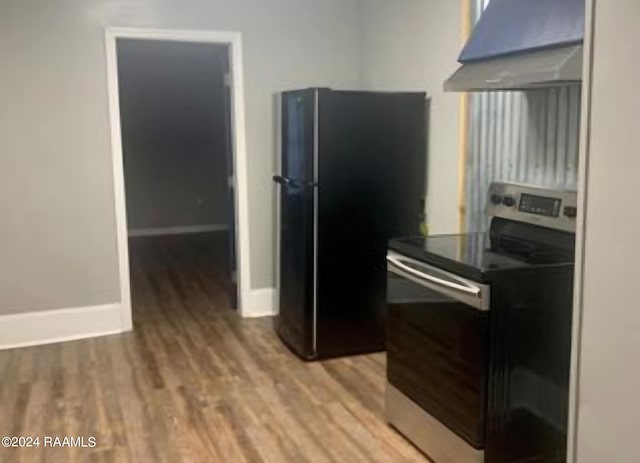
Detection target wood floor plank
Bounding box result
[0,233,428,463]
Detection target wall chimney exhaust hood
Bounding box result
[445,0,585,92]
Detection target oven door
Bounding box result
[386,250,490,456]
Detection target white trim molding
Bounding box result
[128,224,229,237]
[104,27,252,322]
[0,304,125,350]
[242,288,277,318]
[567,0,596,461]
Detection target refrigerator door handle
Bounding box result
[273,175,293,186]
[273,175,318,188]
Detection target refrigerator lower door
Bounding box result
[275,183,316,359]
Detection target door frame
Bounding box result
[105,27,252,325]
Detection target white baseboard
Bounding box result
[241,288,277,318]
[0,303,127,350]
[128,224,229,237]
[0,287,275,350]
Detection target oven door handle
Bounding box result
[387,255,480,295]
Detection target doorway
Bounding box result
[105,29,251,327]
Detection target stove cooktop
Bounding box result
[389,232,575,283]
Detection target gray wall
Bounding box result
[118,40,230,231]
[0,0,361,315]
[358,0,464,235]
[0,0,466,316]
[575,0,640,460]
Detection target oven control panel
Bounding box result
[518,194,562,217]
[487,182,578,233]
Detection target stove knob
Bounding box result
[502,196,516,207]
[564,206,578,218]
[490,194,503,205]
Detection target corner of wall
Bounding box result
[354,0,372,90]
[241,288,277,318]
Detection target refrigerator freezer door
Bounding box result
[274,89,317,359]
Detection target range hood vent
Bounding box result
[445,44,583,92]
[445,0,585,92]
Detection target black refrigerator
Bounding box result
[274,88,427,360]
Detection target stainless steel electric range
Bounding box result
[385,182,577,463]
